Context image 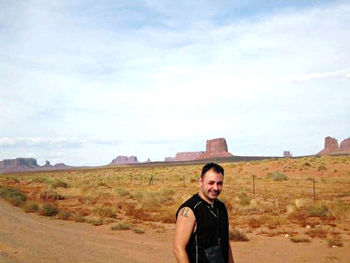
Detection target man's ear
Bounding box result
[199,176,203,184]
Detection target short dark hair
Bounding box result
[201,163,224,178]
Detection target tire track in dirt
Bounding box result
[0,200,174,263]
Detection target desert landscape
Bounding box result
[1,154,349,262]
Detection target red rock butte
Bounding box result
[317,136,350,155]
[166,138,233,162]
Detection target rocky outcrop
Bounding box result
[339,138,350,153]
[0,158,39,173]
[175,152,205,161]
[166,138,233,162]
[164,157,176,162]
[197,138,233,160]
[110,156,139,165]
[0,158,72,173]
[283,151,292,157]
[317,136,350,155]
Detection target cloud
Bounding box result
[0,136,122,148]
[294,69,350,82]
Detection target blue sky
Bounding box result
[1,0,349,166]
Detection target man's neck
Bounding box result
[198,192,214,204]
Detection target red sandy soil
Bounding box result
[0,200,349,263]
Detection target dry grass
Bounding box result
[1,155,349,241]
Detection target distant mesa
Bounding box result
[175,152,205,161]
[165,138,233,162]
[317,136,350,156]
[110,155,139,165]
[0,158,70,173]
[283,151,292,157]
[144,158,152,163]
[197,138,233,160]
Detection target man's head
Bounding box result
[199,163,224,203]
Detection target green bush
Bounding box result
[50,179,68,188]
[94,207,116,218]
[0,187,27,206]
[238,192,251,206]
[41,203,59,217]
[24,201,39,212]
[111,222,131,230]
[267,172,288,181]
[39,190,65,200]
[132,228,145,234]
[57,210,71,220]
[307,203,330,218]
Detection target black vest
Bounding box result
[176,194,229,263]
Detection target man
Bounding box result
[174,163,234,263]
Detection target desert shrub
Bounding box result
[24,201,39,212]
[330,201,350,217]
[41,203,59,217]
[0,187,27,206]
[238,192,251,206]
[39,190,64,200]
[87,218,103,226]
[318,165,327,171]
[73,212,85,222]
[327,238,343,247]
[267,172,288,181]
[31,177,49,183]
[307,203,330,218]
[229,229,249,241]
[57,210,71,220]
[50,179,68,188]
[111,222,131,230]
[135,191,160,209]
[94,207,116,218]
[306,228,327,238]
[115,187,131,197]
[248,217,262,228]
[133,228,145,234]
[290,236,311,243]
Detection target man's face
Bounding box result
[199,169,223,202]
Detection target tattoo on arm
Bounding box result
[181,207,189,217]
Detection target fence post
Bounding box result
[130,175,133,186]
[183,175,185,187]
[252,175,256,194]
[149,175,154,186]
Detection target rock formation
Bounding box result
[165,138,233,162]
[110,156,139,165]
[339,138,350,153]
[164,157,176,162]
[0,158,39,173]
[283,151,292,157]
[196,138,233,160]
[317,136,350,155]
[175,152,205,161]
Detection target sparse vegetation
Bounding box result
[229,229,249,241]
[0,187,27,206]
[111,222,131,230]
[0,155,349,242]
[290,236,311,243]
[24,201,39,212]
[41,203,59,217]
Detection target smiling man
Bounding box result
[174,163,234,263]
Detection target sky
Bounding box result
[0,0,349,166]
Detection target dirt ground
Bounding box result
[0,200,349,263]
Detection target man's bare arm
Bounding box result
[173,207,196,263]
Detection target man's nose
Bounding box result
[213,184,219,190]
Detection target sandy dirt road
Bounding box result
[0,200,349,263]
